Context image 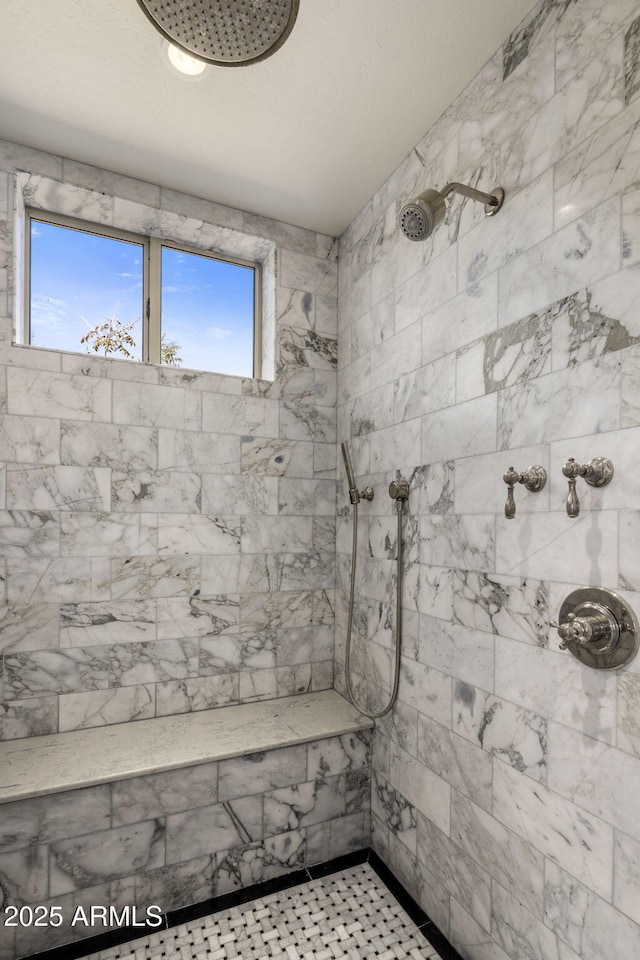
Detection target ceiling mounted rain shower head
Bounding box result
[399,182,505,241]
[137,0,300,68]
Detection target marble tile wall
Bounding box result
[337,2,640,959]
[0,731,371,959]
[0,144,338,740]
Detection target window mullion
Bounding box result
[147,237,161,364]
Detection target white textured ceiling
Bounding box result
[0,0,537,237]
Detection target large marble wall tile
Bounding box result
[218,745,308,801]
[544,859,640,960]
[0,786,110,852]
[417,713,493,812]
[0,511,60,558]
[492,881,576,960]
[0,696,58,741]
[614,829,640,925]
[60,600,156,647]
[418,617,495,692]
[111,764,217,826]
[4,647,109,700]
[497,197,622,327]
[7,465,110,512]
[458,171,554,289]
[58,683,156,731]
[111,470,200,513]
[112,382,200,431]
[157,596,239,640]
[157,429,240,474]
[61,422,157,470]
[60,513,157,557]
[554,103,640,231]
[135,854,215,912]
[493,759,614,898]
[394,356,456,422]
[421,394,497,463]
[0,414,60,464]
[154,673,238,716]
[495,636,616,741]
[108,638,199,687]
[452,570,548,646]
[240,437,314,478]
[453,681,547,783]
[0,845,48,903]
[50,820,165,894]
[388,744,450,835]
[398,657,452,727]
[371,773,417,854]
[547,723,640,844]
[495,511,618,586]
[449,898,512,960]
[304,811,367,865]
[623,182,640,265]
[110,556,199,600]
[498,357,620,451]
[157,513,241,555]
[420,515,495,573]
[241,515,312,554]
[450,792,544,917]
[618,671,640,758]
[7,368,112,422]
[416,811,492,931]
[199,631,275,675]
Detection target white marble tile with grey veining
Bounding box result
[157,512,241,555]
[7,465,110,513]
[111,470,200,513]
[199,632,275,676]
[0,696,58,742]
[452,569,549,646]
[6,557,110,604]
[157,595,239,640]
[0,510,60,557]
[495,635,616,741]
[61,421,157,470]
[241,515,311,554]
[453,680,548,783]
[450,791,544,917]
[3,646,110,700]
[60,600,156,647]
[371,772,417,854]
[108,638,199,687]
[544,858,640,960]
[157,429,240,474]
[0,602,59,654]
[418,616,495,692]
[7,367,112,421]
[279,398,336,444]
[0,414,60,464]
[110,556,199,600]
[155,673,238,717]
[240,437,314,477]
[417,712,493,811]
[112,382,200,431]
[60,513,157,557]
[494,752,614,899]
[625,13,640,104]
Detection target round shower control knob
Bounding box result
[551,587,638,670]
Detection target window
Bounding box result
[25,210,260,378]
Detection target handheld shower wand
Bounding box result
[341,441,373,504]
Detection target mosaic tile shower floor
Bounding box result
[84,863,442,960]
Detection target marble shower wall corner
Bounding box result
[338,1,640,959]
[0,145,338,740]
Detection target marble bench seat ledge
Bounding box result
[0,691,374,960]
[0,690,372,804]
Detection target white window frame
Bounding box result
[24,208,262,378]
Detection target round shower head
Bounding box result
[137,0,300,67]
[399,189,447,242]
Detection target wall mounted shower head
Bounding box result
[399,182,505,241]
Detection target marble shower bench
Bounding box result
[0,691,373,959]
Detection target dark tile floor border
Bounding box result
[24,848,463,960]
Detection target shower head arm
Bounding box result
[440,182,501,207]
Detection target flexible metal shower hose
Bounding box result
[344,499,404,719]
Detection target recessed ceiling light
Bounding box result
[163,41,208,78]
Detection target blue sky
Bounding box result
[30,219,255,377]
